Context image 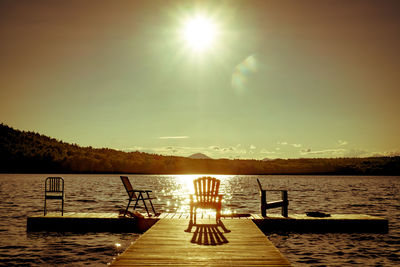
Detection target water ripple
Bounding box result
[0,174,399,266]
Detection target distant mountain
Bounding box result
[188,153,211,159]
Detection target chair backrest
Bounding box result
[193,177,220,203]
[120,176,137,199]
[256,178,263,191]
[45,177,64,194]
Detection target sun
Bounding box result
[182,15,217,51]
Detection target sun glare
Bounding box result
[182,15,217,51]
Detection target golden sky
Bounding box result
[1,0,399,159]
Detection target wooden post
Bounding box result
[260,190,266,217]
[282,190,288,217]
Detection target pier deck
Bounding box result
[26,212,158,232]
[110,218,291,266]
[27,212,388,233]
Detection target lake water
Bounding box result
[0,174,399,266]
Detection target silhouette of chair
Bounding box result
[257,178,289,217]
[120,176,157,217]
[185,177,224,232]
[44,177,64,216]
[190,224,229,245]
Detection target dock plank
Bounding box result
[111,219,291,266]
[158,213,168,219]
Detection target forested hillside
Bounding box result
[1,123,399,175]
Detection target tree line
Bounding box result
[1,123,399,175]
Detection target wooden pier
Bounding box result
[26,212,389,266]
[27,212,388,233]
[26,212,158,232]
[254,213,388,233]
[110,218,291,266]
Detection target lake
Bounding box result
[0,174,399,266]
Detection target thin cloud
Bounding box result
[338,140,348,146]
[126,144,248,158]
[344,149,370,158]
[369,151,400,157]
[158,136,189,139]
[301,148,346,155]
[260,149,276,154]
[278,141,302,148]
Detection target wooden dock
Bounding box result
[254,213,389,233]
[26,212,158,232]
[27,212,388,233]
[110,218,291,266]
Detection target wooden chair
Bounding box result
[185,177,223,232]
[44,177,64,216]
[120,176,157,217]
[257,178,289,217]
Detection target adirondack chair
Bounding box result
[44,177,64,215]
[185,177,223,232]
[257,178,289,217]
[120,176,157,217]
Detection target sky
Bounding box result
[1,0,400,159]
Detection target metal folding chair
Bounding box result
[120,176,157,217]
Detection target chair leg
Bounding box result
[146,192,157,215]
[216,209,221,224]
[184,219,193,232]
[194,207,197,225]
[44,198,46,216]
[125,198,132,217]
[149,199,156,215]
[189,205,193,222]
[61,198,64,216]
[185,204,194,232]
[282,204,288,217]
[140,195,150,216]
[133,196,140,210]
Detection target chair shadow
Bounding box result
[187,222,230,246]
